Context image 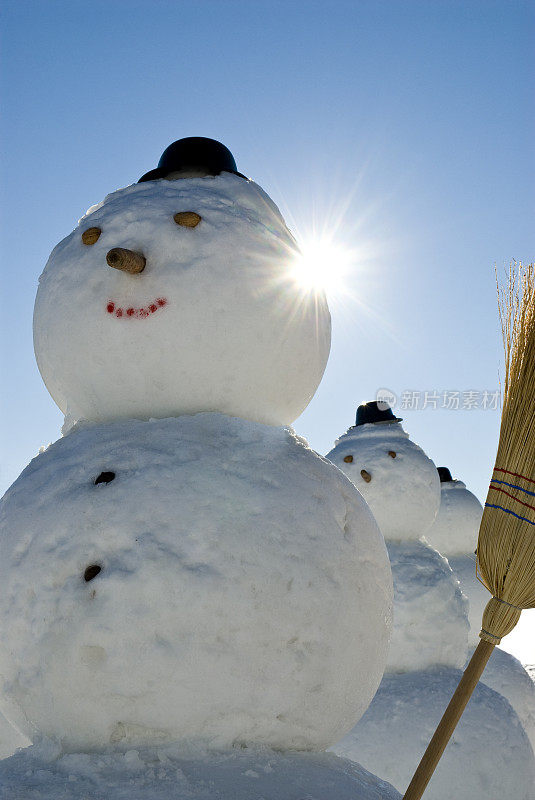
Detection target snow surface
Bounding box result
[443,554,487,644]
[33,175,331,429]
[448,552,535,752]
[0,711,29,760]
[0,413,392,752]
[425,479,483,556]
[0,741,401,800]
[326,422,440,541]
[385,541,468,672]
[475,647,535,754]
[331,668,535,799]
[412,479,535,756]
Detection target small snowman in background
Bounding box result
[426,466,535,755]
[327,402,535,799]
[0,139,397,799]
[326,401,466,672]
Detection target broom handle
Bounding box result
[402,639,495,800]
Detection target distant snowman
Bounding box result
[327,404,535,798]
[0,139,393,777]
[326,401,440,541]
[426,467,535,754]
[327,402,465,672]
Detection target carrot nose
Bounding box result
[106,248,146,274]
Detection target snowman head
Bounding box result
[327,403,441,541]
[425,468,483,556]
[34,144,331,428]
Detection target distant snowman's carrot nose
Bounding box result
[106,248,146,274]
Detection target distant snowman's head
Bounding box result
[33,140,331,428]
[425,468,483,556]
[327,402,441,541]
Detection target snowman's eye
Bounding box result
[388,451,397,458]
[84,564,102,582]
[360,469,372,483]
[343,455,354,463]
[174,211,202,228]
[82,227,102,245]
[95,471,115,485]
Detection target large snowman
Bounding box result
[0,139,394,796]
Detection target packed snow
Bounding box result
[331,668,535,799]
[0,413,392,753]
[0,740,401,800]
[33,175,331,429]
[0,711,29,760]
[425,473,535,753]
[326,421,440,541]
[385,540,468,671]
[478,647,535,753]
[425,477,483,555]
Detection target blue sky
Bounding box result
[1,0,534,659]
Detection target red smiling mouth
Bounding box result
[106,298,168,319]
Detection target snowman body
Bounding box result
[334,668,535,799]
[0,414,392,752]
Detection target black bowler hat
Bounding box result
[437,466,454,482]
[138,137,248,182]
[355,401,403,427]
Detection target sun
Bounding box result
[289,235,353,298]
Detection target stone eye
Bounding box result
[82,227,101,245]
[343,455,354,463]
[95,471,115,485]
[84,564,102,582]
[174,211,201,228]
[388,451,397,458]
[360,469,372,483]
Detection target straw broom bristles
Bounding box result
[403,261,535,800]
[477,261,535,643]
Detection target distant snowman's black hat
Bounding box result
[138,137,248,182]
[355,401,403,427]
[437,466,454,482]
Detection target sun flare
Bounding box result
[289,237,353,298]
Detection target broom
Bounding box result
[403,261,535,800]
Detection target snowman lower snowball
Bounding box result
[0,414,392,752]
[0,138,396,798]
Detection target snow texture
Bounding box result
[331,668,535,799]
[443,553,488,645]
[0,413,392,753]
[0,741,401,800]
[425,479,483,556]
[33,175,331,429]
[386,541,469,672]
[0,711,29,760]
[326,422,440,541]
[475,647,535,754]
